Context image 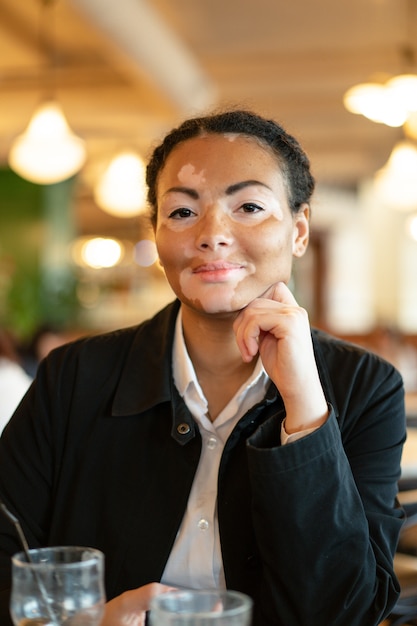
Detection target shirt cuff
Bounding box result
[280,419,319,445]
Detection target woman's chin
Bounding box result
[185,295,252,316]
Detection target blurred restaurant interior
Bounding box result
[2,0,417,389]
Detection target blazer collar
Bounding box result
[112,300,180,416]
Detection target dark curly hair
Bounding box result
[146,109,315,224]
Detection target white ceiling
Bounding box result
[0,0,415,237]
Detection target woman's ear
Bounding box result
[292,204,310,258]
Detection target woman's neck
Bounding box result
[180,305,257,420]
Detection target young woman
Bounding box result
[0,110,406,626]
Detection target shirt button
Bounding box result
[207,436,217,449]
[197,518,209,531]
[177,423,191,435]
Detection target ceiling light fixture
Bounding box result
[374,139,417,210]
[8,0,86,184]
[343,74,417,128]
[344,0,417,128]
[94,151,147,217]
[8,100,86,184]
[80,237,124,269]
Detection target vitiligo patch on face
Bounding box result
[179,267,246,313]
[223,133,239,142]
[177,163,206,186]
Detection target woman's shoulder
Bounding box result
[313,327,393,361]
[48,300,180,360]
[312,327,404,388]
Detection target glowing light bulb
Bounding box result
[81,237,123,269]
[8,101,86,184]
[94,151,147,217]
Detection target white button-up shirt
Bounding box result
[161,311,269,589]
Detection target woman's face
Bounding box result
[154,133,309,315]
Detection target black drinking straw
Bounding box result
[0,497,59,625]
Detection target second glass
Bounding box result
[149,589,253,626]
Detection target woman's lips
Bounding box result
[192,262,244,282]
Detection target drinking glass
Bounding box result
[149,589,253,626]
[10,546,106,626]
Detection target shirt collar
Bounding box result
[173,308,203,399]
[172,308,269,421]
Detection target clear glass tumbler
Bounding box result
[149,589,253,626]
[10,545,106,626]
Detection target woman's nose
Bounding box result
[195,209,234,250]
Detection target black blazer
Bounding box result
[0,300,406,625]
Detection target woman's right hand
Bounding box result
[100,582,177,626]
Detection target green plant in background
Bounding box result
[3,264,43,339]
[4,263,79,340]
[0,169,80,341]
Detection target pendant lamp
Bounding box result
[8,100,86,184]
[8,0,86,184]
[344,0,417,128]
[374,140,417,210]
[344,74,417,128]
[94,151,147,217]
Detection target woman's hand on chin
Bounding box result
[100,582,177,626]
[233,281,328,432]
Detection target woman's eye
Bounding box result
[168,207,195,219]
[240,203,264,213]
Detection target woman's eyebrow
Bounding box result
[163,186,199,199]
[162,180,271,199]
[226,180,272,195]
